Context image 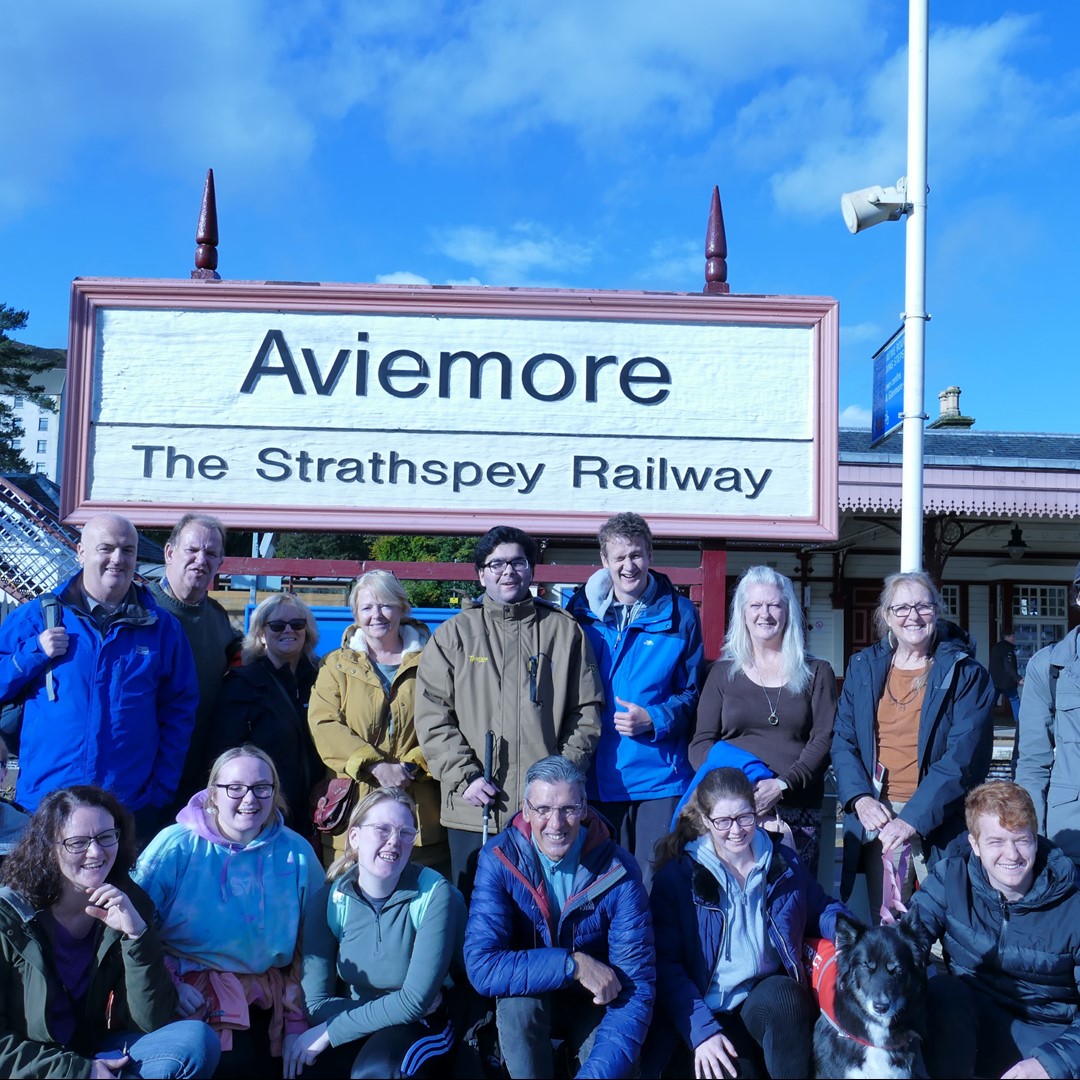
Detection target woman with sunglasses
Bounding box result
[133,746,323,1079]
[831,571,995,919]
[648,767,847,1079]
[285,787,464,1079]
[0,785,220,1078]
[210,593,323,847]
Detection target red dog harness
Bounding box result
[803,937,904,1051]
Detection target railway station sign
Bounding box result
[62,279,839,540]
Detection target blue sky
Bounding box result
[2,0,1077,434]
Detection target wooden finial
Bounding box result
[191,168,221,280]
[703,185,729,294]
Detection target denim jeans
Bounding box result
[96,1020,221,1079]
[496,992,605,1078]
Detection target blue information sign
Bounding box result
[871,327,904,447]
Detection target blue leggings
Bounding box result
[302,1013,455,1079]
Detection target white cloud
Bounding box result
[841,321,883,347]
[366,0,882,152]
[375,271,433,285]
[1,0,887,222]
[637,239,701,289]
[434,222,594,285]
[0,0,314,221]
[840,404,872,428]
[375,270,484,287]
[743,14,1076,218]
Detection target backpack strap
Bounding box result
[1049,663,1063,720]
[41,594,61,702]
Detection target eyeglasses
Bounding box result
[215,783,276,800]
[706,812,757,833]
[525,800,584,821]
[60,828,121,854]
[887,603,937,618]
[359,823,418,844]
[266,619,307,633]
[482,557,530,574]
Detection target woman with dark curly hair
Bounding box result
[0,785,219,1078]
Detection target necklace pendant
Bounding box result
[768,712,779,726]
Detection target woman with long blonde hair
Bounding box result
[286,788,464,1078]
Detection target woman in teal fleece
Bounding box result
[286,788,465,1079]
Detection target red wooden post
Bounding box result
[699,541,727,661]
[192,169,221,280]
[703,185,730,295]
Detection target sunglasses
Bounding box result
[266,619,307,633]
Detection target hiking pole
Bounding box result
[482,729,494,844]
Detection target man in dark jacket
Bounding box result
[464,755,655,1079]
[906,780,1080,1079]
[152,513,241,809]
[989,628,1023,721]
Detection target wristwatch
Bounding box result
[565,953,578,980]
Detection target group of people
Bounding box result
[0,508,1079,1078]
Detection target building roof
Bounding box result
[0,473,165,564]
[841,429,1080,470]
[838,429,1080,517]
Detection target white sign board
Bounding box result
[63,280,838,539]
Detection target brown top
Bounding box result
[877,666,926,803]
[690,658,837,808]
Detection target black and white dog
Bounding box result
[813,913,931,1079]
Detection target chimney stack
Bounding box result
[927,385,975,430]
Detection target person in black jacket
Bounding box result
[906,781,1080,1080]
[209,593,322,847]
[831,570,995,915]
[989,628,1023,721]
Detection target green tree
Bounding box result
[273,531,371,561]
[367,533,478,608]
[0,305,60,473]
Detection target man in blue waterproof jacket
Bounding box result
[0,513,197,841]
[567,512,704,889]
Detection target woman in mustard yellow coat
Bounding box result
[308,571,448,870]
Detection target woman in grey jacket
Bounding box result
[286,788,465,1079]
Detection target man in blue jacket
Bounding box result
[567,513,704,888]
[464,755,655,1079]
[0,513,197,840]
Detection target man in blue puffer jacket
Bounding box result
[567,513,704,889]
[464,755,655,1079]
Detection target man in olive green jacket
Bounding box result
[416,526,603,892]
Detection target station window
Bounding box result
[36,439,47,454]
[938,584,960,620]
[1012,585,1069,675]
[38,417,48,431]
